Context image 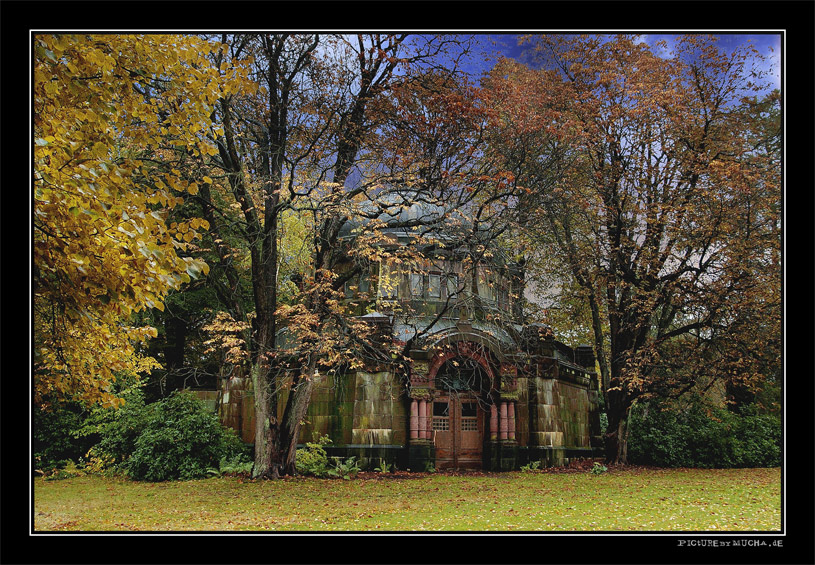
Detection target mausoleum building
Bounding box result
[217,201,603,471]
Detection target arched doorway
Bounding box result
[431,355,494,470]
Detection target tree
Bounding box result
[484,35,780,462]
[200,33,524,478]
[33,34,251,408]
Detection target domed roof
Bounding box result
[338,191,471,240]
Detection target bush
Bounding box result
[83,385,150,465]
[327,456,361,480]
[729,405,782,468]
[40,460,86,481]
[35,375,147,474]
[590,462,608,474]
[34,380,252,480]
[33,402,96,472]
[295,435,332,477]
[627,398,781,468]
[120,390,249,481]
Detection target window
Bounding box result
[461,402,479,431]
[461,419,478,431]
[359,276,370,296]
[379,263,398,299]
[410,273,423,297]
[446,274,459,298]
[380,282,398,299]
[344,279,355,298]
[478,269,494,301]
[432,401,450,431]
[498,285,509,308]
[427,274,441,298]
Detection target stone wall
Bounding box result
[296,370,408,469]
[351,370,406,446]
[295,372,354,445]
[216,360,601,471]
[218,375,255,443]
[529,377,593,449]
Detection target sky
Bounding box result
[471,33,782,93]
[639,33,781,91]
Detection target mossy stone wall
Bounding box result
[297,372,355,445]
[529,377,592,449]
[351,370,406,447]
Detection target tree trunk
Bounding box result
[603,332,634,464]
[279,357,319,475]
[251,366,278,479]
[604,400,631,464]
[250,330,286,479]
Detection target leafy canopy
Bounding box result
[33,34,252,408]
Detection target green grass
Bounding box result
[33,467,781,532]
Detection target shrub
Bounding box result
[33,402,96,472]
[729,405,782,468]
[216,455,254,476]
[295,434,332,477]
[590,462,608,474]
[374,458,394,473]
[294,436,365,479]
[627,398,781,468]
[327,456,361,480]
[118,390,250,481]
[40,460,86,481]
[82,385,150,466]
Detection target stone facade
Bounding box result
[217,321,603,471]
[215,202,603,471]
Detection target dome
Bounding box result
[337,191,475,242]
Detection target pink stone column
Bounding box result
[418,400,428,439]
[410,399,418,440]
[490,404,498,440]
[508,401,516,441]
[499,402,508,440]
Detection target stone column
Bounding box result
[410,399,419,440]
[499,402,508,440]
[418,400,428,439]
[490,404,498,440]
[508,401,516,441]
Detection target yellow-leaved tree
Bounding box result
[33,34,252,408]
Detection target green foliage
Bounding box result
[34,375,153,474]
[374,458,394,473]
[33,402,97,472]
[119,391,249,481]
[295,434,332,477]
[77,382,149,466]
[217,455,255,476]
[590,462,608,475]
[293,435,363,479]
[40,460,86,481]
[72,386,251,481]
[327,456,361,480]
[627,399,781,468]
[520,460,541,473]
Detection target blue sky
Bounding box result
[472,33,781,93]
[638,33,781,91]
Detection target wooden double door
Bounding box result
[432,394,485,470]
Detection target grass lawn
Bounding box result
[33,466,781,532]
